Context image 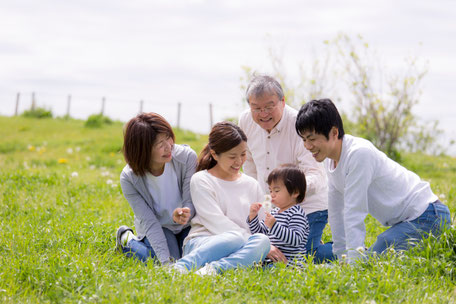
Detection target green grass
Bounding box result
[1,115,455,303]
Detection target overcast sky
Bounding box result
[1,0,455,153]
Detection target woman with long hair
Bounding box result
[116,112,197,264]
[172,121,270,275]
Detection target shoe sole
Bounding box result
[116,225,133,252]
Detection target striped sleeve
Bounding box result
[247,215,268,234]
[269,206,309,248]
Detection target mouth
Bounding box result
[259,117,272,123]
[231,166,240,171]
[311,151,319,158]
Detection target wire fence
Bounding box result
[2,91,245,134]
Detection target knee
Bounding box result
[223,231,246,250]
[250,233,271,256]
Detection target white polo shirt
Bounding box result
[238,105,328,215]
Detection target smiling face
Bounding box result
[300,127,341,163]
[269,179,298,212]
[150,133,174,169]
[248,93,285,133]
[210,141,247,181]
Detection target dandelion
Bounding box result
[58,158,68,164]
[86,156,91,161]
[38,147,46,155]
[67,148,73,154]
[28,145,35,151]
[109,152,115,157]
[101,171,110,177]
[106,179,113,185]
[356,246,365,253]
[89,165,96,170]
[75,146,81,152]
[263,194,272,213]
[71,172,79,177]
[439,193,446,199]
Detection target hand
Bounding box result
[248,203,262,221]
[172,207,191,225]
[267,245,288,263]
[264,212,276,229]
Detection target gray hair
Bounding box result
[245,75,284,103]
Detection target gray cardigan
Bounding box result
[120,144,197,263]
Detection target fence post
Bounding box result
[139,100,144,113]
[15,92,20,116]
[177,102,181,129]
[101,97,105,115]
[209,103,213,129]
[66,95,72,117]
[31,92,36,111]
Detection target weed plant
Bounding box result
[0,116,455,303]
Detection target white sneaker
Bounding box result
[195,263,217,276]
[115,225,136,251]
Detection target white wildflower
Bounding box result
[71,172,78,178]
[263,194,272,213]
[75,146,81,152]
[356,246,365,253]
[439,193,446,199]
[67,148,73,154]
[101,171,110,177]
[106,179,113,185]
[89,165,96,170]
[86,156,91,161]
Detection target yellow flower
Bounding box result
[28,145,36,151]
[109,152,115,157]
[58,158,68,164]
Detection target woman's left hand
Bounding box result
[173,207,191,225]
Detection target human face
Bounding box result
[300,127,340,163]
[210,141,247,181]
[269,180,298,212]
[151,133,174,168]
[248,93,285,133]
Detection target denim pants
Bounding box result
[174,231,270,273]
[369,200,451,254]
[123,226,191,262]
[306,210,336,262]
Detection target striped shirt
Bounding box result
[248,205,309,263]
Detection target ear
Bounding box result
[210,149,218,161]
[291,191,299,200]
[331,127,339,139]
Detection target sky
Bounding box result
[1,0,455,153]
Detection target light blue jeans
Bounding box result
[306,210,336,263]
[123,226,190,262]
[174,231,270,273]
[369,200,451,254]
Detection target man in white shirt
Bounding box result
[239,75,334,263]
[295,98,451,263]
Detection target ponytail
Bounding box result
[196,144,217,172]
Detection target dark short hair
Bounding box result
[267,164,306,204]
[122,112,175,176]
[197,121,247,172]
[295,99,344,139]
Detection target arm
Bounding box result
[190,175,248,238]
[343,149,375,262]
[120,171,170,264]
[247,215,269,235]
[238,112,257,179]
[269,209,309,247]
[180,147,198,219]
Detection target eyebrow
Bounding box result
[305,133,315,139]
[251,101,275,107]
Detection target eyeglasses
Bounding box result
[250,103,277,114]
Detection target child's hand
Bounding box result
[264,212,276,229]
[249,203,262,221]
[172,207,191,225]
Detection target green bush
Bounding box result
[22,107,53,119]
[84,114,113,128]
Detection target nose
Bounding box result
[304,140,312,150]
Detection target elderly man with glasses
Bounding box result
[238,75,334,263]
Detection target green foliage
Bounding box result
[1,116,456,303]
[22,107,53,119]
[84,114,113,128]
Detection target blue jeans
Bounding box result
[174,232,270,273]
[123,226,191,262]
[306,210,336,263]
[369,201,451,254]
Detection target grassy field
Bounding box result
[1,115,455,303]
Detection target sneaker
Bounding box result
[116,225,134,252]
[195,263,217,276]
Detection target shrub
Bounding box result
[22,107,53,119]
[84,114,113,128]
